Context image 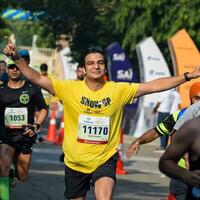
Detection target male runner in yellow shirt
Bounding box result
[4,39,200,200]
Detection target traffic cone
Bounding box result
[116,129,128,175]
[56,114,64,145]
[168,193,176,200]
[45,110,57,143]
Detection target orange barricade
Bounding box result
[56,114,64,145]
[45,110,57,143]
[116,129,128,175]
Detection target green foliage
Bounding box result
[0,28,11,51]
[9,21,54,49]
[0,0,199,72]
[0,18,12,51]
[9,21,36,46]
[113,0,200,74]
[70,0,122,61]
[0,1,17,51]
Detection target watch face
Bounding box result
[184,72,190,81]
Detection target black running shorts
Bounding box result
[64,152,118,199]
[0,135,36,154]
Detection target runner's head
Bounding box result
[18,49,30,65]
[0,60,7,74]
[80,47,107,68]
[80,47,107,81]
[76,64,85,81]
[189,82,200,104]
[7,59,22,81]
[40,63,48,76]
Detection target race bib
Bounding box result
[4,107,28,129]
[77,114,110,144]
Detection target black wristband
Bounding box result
[34,123,41,131]
[184,72,191,81]
[12,54,22,62]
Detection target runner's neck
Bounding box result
[7,80,25,89]
[85,78,105,91]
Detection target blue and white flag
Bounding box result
[106,42,138,83]
[106,42,139,135]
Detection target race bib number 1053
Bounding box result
[4,107,28,129]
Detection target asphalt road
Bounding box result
[10,134,170,200]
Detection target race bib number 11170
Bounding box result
[77,114,110,144]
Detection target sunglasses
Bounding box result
[8,65,19,70]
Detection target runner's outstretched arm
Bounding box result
[126,128,159,159]
[135,67,200,97]
[3,36,55,96]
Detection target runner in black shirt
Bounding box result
[0,60,47,200]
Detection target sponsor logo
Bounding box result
[149,70,166,76]
[149,102,155,107]
[19,93,29,104]
[147,56,160,61]
[117,69,133,80]
[112,53,125,61]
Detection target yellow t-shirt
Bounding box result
[42,76,59,105]
[52,80,139,173]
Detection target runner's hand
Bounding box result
[188,66,200,80]
[3,36,17,59]
[22,124,36,137]
[126,141,140,159]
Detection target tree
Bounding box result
[112,0,200,73]
[6,0,121,61]
[0,0,12,50]
[1,0,199,71]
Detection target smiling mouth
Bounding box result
[92,71,101,74]
[92,70,102,73]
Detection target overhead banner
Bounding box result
[106,42,138,135]
[168,29,200,108]
[134,37,171,136]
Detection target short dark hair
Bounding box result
[0,60,6,65]
[80,47,107,68]
[77,63,84,70]
[40,63,48,71]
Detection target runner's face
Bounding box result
[7,66,22,81]
[84,53,105,80]
[76,67,85,80]
[191,92,200,104]
[0,62,6,74]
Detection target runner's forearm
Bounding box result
[134,129,159,145]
